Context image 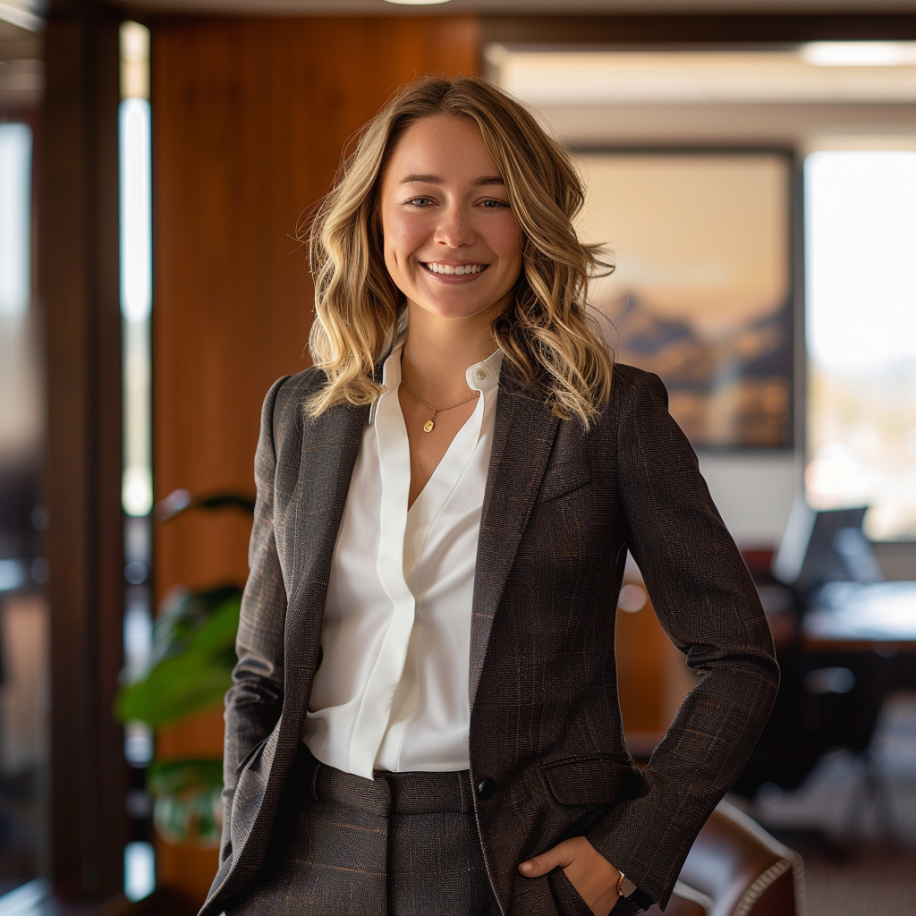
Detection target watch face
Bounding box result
[621,877,639,897]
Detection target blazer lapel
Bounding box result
[281,399,368,732]
[469,376,560,709]
[211,396,370,914]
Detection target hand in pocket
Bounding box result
[518,836,622,916]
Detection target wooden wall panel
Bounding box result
[616,593,699,757]
[481,12,916,45]
[151,16,480,905]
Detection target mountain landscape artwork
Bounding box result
[577,151,793,449]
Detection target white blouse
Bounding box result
[302,339,503,779]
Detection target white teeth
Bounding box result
[425,263,485,276]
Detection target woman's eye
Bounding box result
[406,197,434,207]
[481,199,510,209]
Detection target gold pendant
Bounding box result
[423,419,435,433]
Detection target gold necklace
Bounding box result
[400,381,480,433]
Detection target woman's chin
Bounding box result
[407,299,502,324]
[405,287,516,325]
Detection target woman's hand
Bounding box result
[518,836,621,916]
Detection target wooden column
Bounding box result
[151,15,480,904]
[39,0,128,901]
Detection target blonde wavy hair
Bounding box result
[306,75,614,426]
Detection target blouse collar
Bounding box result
[371,335,503,423]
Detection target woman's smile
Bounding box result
[421,260,490,280]
[423,261,488,275]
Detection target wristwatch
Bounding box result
[614,870,655,911]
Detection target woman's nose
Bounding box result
[434,206,476,248]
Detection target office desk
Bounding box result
[802,581,916,652]
[733,579,916,800]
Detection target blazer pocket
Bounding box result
[537,464,592,504]
[540,754,642,807]
[549,867,595,916]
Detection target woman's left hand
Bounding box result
[518,836,621,916]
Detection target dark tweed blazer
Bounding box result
[200,362,779,916]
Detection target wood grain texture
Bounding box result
[616,583,698,749]
[616,587,668,736]
[151,15,480,903]
[481,12,916,46]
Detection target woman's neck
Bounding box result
[400,306,499,404]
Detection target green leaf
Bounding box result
[116,650,235,726]
[146,585,242,671]
[149,757,224,847]
[187,594,241,655]
[148,757,223,793]
[115,583,243,727]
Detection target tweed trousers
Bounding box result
[224,744,500,916]
[223,744,619,916]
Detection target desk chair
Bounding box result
[644,800,806,916]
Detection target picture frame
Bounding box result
[575,148,795,450]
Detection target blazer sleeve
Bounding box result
[586,369,780,910]
[219,375,291,867]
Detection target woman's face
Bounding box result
[378,114,523,326]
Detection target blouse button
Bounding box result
[476,369,486,380]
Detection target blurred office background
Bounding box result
[1,0,915,913]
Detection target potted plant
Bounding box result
[115,492,254,847]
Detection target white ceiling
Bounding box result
[493,47,916,104]
[119,0,916,15]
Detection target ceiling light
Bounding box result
[801,42,916,67]
[0,0,43,32]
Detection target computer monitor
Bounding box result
[773,499,882,596]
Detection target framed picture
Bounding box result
[575,150,794,450]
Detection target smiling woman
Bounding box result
[379,115,522,330]
[377,114,524,495]
[305,77,614,429]
[203,77,778,916]
[381,118,520,328]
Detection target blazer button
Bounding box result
[476,777,497,800]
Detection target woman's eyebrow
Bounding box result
[398,174,505,187]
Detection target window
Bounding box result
[0,119,49,897]
[119,21,156,903]
[805,150,916,541]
